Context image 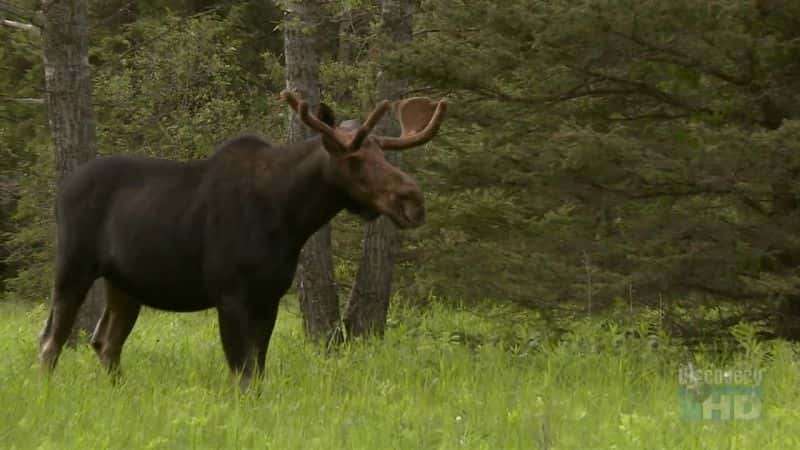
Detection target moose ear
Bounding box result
[396,97,438,136]
[316,103,336,127]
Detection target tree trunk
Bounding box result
[283,0,340,344]
[41,0,103,344]
[342,0,414,338]
[334,6,370,101]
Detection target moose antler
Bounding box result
[349,99,390,149]
[281,90,346,153]
[280,90,390,152]
[375,97,448,151]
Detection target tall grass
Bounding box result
[0,300,798,449]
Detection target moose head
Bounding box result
[281,90,447,229]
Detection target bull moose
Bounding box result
[38,90,447,387]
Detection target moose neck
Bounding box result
[279,137,349,247]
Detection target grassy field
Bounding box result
[0,300,798,449]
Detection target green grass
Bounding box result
[0,301,798,449]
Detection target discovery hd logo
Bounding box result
[678,364,764,421]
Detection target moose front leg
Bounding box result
[216,296,276,391]
[254,301,280,375]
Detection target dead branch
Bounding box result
[0,97,44,105]
[0,1,42,27]
[1,18,39,34]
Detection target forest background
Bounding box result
[2,0,800,343]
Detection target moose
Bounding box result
[38,90,447,387]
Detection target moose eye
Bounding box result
[345,158,368,178]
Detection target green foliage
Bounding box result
[3,301,800,448]
[93,13,284,159]
[0,20,46,292]
[385,0,800,322]
[2,138,55,302]
[3,0,800,343]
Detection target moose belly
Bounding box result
[101,243,212,312]
[103,267,213,312]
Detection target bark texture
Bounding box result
[342,0,414,338]
[41,0,103,343]
[284,0,340,343]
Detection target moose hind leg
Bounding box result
[91,280,141,375]
[39,271,96,372]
